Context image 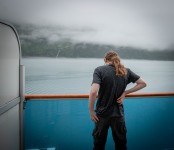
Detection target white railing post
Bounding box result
[20,65,25,150]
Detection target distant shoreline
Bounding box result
[21,56,174,61]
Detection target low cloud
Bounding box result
[1,0,174,50]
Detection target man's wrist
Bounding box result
[89,109,95,114]
[124,91,129,95]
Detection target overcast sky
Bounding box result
[0,0,174,50]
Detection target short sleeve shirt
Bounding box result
[92,64,140,117]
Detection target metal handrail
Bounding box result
[25,92,174,100]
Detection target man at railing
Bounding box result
[89,51,146,150]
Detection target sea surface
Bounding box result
[22,57,174,94]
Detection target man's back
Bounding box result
[92,64,140,117]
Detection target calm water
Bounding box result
[22,57,174,94]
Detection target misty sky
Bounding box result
[0,0,174,50]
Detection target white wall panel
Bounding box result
[0,23,19,106]
[0,22,21,150]
[0,105,19,150]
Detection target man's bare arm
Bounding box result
[88,83,100,122]
[117,78,147,104]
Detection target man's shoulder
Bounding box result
[126,68,134,75]
[125,68,132,76]
[95,65,104,70]
[95,65,109,71]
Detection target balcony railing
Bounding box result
[24,93,174,150]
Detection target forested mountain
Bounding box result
[14,24,174,60]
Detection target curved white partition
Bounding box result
[0,21,22,150]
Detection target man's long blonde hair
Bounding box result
[104,51,127,76]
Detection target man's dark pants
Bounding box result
[92,116,127,150]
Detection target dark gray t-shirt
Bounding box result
[92,64,140,117]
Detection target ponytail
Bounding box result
[105,51,127,76]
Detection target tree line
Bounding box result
[15,24,174,60]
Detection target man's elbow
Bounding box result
[143,83,147,89]
[141,81,147,88]
[90,90,98,96]
[137,79,147,88]
[90,83,99,97]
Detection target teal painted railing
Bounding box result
[24,93,174,150]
